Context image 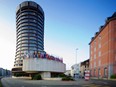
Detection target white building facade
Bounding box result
[64,70,71,76]
[71,63,81,77]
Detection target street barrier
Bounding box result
[84,70,90,81]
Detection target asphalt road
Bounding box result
[1,77,116,87]
[1,77,89,87]
[89,79,116,87]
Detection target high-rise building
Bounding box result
[12,1,44,72]
[12,1,66,78]
[89,12,116,79]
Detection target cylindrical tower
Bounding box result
[13,1,44,71]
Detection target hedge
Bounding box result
[110,74,116,79]
[62,76,74,81]
[32,74,42,80]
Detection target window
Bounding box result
[28,47,37,50]
[22,33,28,37]
[98,69,101,77]
[98,36,101,43]
[22,40,28,43]
[29,37,36,40]
[29,40,36,44]
[29,44,36,47]
[21,47,28,50]
[94,62,96,68]
[22,37,28,40]
[98,51,101,57]
[19,64,23,66]
[94,54,96,59]
[104,68,107,77]
[22,44,28,47]
[98,43,101,48]
[98,60,101,66]
[30,2,37,8]
[94,47,96,52]
[98,36,101,48]
[28,33,36,37]
[94,69,96,77]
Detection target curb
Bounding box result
[90,77,116,81]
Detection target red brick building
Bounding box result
[89,12,116,79]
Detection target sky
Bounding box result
[0,0,116,70]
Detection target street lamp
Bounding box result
[76,48,78,64]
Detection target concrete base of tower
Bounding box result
[24,71,51,78]
[12,58,66,79]
[22,58,66,78]
[23,58,66,73]
[12,67,24,76]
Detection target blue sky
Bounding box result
[0,0,116,70]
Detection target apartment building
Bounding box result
[89,12,116,79]
[80,59,89,77]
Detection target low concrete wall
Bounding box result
[12,76,62,80]
[12,76,32,80]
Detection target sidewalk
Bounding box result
[90,77,116,81]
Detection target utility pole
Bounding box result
[76,48,78,64]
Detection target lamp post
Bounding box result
[76,48,78,64]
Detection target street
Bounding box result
[1,77,116,87]
[88,79,116,87]
[1,77,87,87]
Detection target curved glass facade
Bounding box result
[14,1,44,67]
